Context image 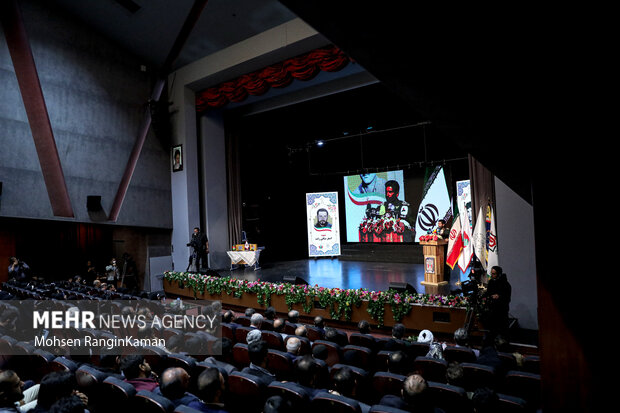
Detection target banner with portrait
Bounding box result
[306,192,341,257]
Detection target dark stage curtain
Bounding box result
[195,45,352,111]
[225,116,243,246]
[468,154,496,227]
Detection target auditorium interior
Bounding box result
[0,0,603,412]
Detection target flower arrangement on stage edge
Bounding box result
[163,271,469,327]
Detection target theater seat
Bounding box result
[311,391,362,413]
[232,343,250,368]
[305,325,324,342]
[101,376,137,408]
[164,353,197,374]
[427,381,471,413]
[349,333,377,353]
[371,371,406,404]
[312,340,342,367]
[460,362,497,392]
[369,405,410,413]
[496,393,529,412]
[443,345,478,364]
[174,406,205,413]
[261,330,284,350]
[234,326,254,344]
[522,355,540,374]
[404,342,430,359]
[268,380,311,407]
[221,323,236,341]
[267,349,294,381]
[49,356,79,373]
[342,345,373,368]
[374,350,393,372]
[132,390,175,413]
[501,370,541,409]
[227,371,268,413]
[413,356,448,383]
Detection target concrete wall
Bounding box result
[495,177,538,330]
[0,0,172,228]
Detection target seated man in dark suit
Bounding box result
[293,355,326,398]
[202,338,237,376]
[159,367,209,412]
[196,367,228,413]
[379,374,444,413]
[241,340,276,385]
[120,355,159,392]
[284,337,301,362]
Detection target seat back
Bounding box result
[305,325,324,342]
[443,345,478,364]
[234,326,254,344]
[496,393,529,412]
[501,370,541,409]
[267,380,311,408]
[404,342,430,359]
[49,356,79,373]
[227,371,268,413]
[312,340,342,367]
[132,390,175,413]
[522,355,540,374]
[371,371,406,404]
[101,376,137,408]
[413,356,448,383]
[232,343,250,368]
[427,381,471,413]
[342,345,373,368]
[349,333,377,352]
[310,391,362,413]
[266,349,293,381]
[374,350,393,372]
[285,335,312,355]
[461,362,497,392]
[262,330,284,350]
[331,363,371,401]
[368,405,410,413]
[221,323,236,341]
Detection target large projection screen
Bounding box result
[306,192,341,257]
[344,171,415,242]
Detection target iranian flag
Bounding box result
[487,206,499,275]
[446,214,463,269]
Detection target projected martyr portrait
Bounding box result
[344,170,415,243]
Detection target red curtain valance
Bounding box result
[195,45,352,112]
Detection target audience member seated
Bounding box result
[471,387,499,413]
[23,371,80,413]
[476,334,505,375]
[264,307,277,321]
[241,341,276,385]
[445,362,470,397]
[120,355,159,392]
[294,325,307,338]
[378,373,444,413]
[48,395,86,413]
[287,311,300,327]
[158,367,208,412]
[222,310,239,327]
[273,319,288,340]
[313,316,326,336]
[250,313,263,330]
[0,370,25,413]
[284,337,301,362]
[387,351,410,376]
[382,323,407,351]
[453,328,480,357]
[245,308,256,318]
[203,338,238,376]
[312,344,328,363]
[293,355,326,398]
[357,320,371,335]
[246,329,262,346]
[167,334,185,353]
[330,366,370,413]
[195,367,228,413]
[263,395,293,413]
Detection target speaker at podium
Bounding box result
[388,282,417,294]
[282,275,308,285]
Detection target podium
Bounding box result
[420,239,449,287]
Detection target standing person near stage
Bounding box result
[187,227,209,271]
[8,257,30,282]
[482,266,512,339]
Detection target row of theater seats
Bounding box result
[0,341,535,413]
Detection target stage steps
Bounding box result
[339,243,424,264]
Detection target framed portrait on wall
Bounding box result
[172,145,183,172]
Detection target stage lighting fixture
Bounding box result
[316,140,324,147]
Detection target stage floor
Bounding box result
[214,258,463,296]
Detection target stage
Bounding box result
[210,257,463,296]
